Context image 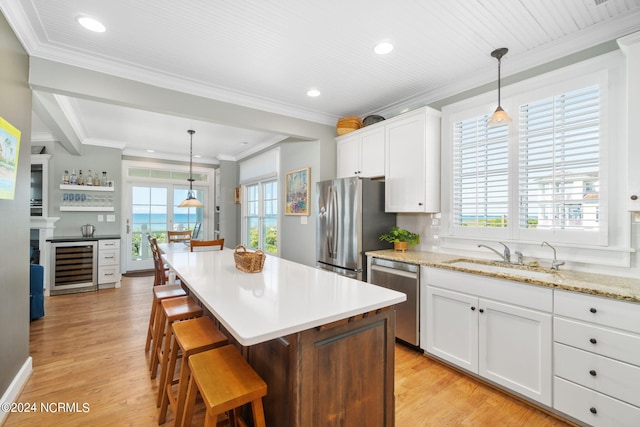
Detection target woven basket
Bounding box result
[233,245,266,273]
[336,116,363,135]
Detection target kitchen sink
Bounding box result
[443,259,557,281]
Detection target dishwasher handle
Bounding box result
[371,264,418,280]
[370,257,419,274]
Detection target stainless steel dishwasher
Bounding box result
[369,258,419,347]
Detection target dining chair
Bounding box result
[190,238,225,252]
[167,230,192,243]
[148,235,169,286]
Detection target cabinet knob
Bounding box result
[589,369,597,376]
[589,338,597,344]
[479,308,484,313]
[589,307,597,313]
[631,194,638,201]
[418,202,423,206]
[590,407,597,414]
[470,306,476,311]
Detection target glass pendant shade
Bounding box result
[179,191,203,208]
[179,129,203,208]
[487,47,511,127]
[488,106,512,127]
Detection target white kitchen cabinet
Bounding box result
[336,126,385,178]
[423,267,552,406]
[618,33,640,211]
[98,239,121,288]
[553,290,640,426]
[385,107,440,213]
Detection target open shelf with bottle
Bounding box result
[60,184,114,192]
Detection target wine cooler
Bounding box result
[50,241,97,295]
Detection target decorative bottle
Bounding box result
[62,170,69,185]
[77,170,84,185]
[101,171,108,186]
[70,169,77,185]
[86,169,93,186]
[93,171,100,186]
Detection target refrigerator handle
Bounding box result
[326,186,334,258]
[331,185,338,257]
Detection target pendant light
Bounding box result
[488,47,512,127]
[178,129,204,208]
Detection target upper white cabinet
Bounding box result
[336,126,385,178]
[619,34,640,211]
[385,107,441,213]
[423,267,553,406]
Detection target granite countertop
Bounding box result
[366,249,640,304]
[47,235,121,242]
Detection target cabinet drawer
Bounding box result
[98,249,119,266]
[555,290,640,334]
[554,317,640,365]
[425,267,552,312]
[99,239,120,250]
[554,343,640,406]
[98,265,119,284]
[554,377,640,427]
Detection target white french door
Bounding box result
[125,183,205,272]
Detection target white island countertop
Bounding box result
[162,249,406,346]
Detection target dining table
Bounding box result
[158,243,405,427]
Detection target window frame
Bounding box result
[443,69,610,247]
[242,178,280,256]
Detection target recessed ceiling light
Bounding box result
[374,41,394,55]
[146,149,155,153]
[306,89,321,97]
[76,15,106,33]
[194,154,202,158]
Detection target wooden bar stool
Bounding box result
[151,296,203,382]
[158,317,228,424]
[181,345,267,427]
[145,284,186,354]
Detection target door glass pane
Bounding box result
[173,187,204,233]
[132,186,168,261]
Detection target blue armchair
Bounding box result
[30,248,45,320]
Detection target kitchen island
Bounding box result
[162,249,405,426]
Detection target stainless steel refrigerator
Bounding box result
[316,177,396,281]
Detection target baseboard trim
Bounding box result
[0,357,33,425]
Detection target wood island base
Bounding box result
[234,308,396,427]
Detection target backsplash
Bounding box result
[397,213,640,278]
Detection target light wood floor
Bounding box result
[4,275,573,426]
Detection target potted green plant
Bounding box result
[379,227,420,252]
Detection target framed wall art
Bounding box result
[285,167,310,215]
[0,117,22,200]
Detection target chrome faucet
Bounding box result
[541,241,564,270]
[514,251,524,265]
[478,242,511,263]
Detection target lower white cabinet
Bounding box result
[553,290,640,426]
[98,239,121,287]
[423,267,553,406]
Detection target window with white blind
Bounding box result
[518,86,600,233]
[449,77,606,245]
[453,115,510,229]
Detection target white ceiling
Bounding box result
[3,0,640,163]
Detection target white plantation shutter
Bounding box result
[518,86,600,232]
[453,115,509,228]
